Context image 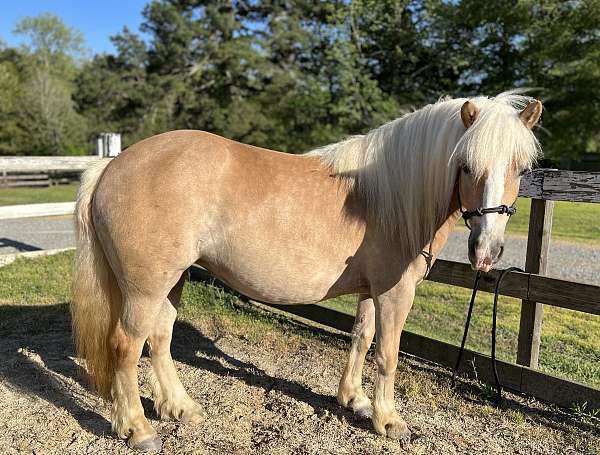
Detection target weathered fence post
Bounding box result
[517,198,554,368]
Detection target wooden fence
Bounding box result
[1,157,597,408]
[191,169,600,409]
[0,156,104,188]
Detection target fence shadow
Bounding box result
[0,302,597,443]
[0,237,42,252]
[0,303,112,437]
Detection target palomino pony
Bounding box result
[72,93,542,450]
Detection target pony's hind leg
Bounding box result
[110,303,163,451]
[338,295,375,417]
[148,274,206,423]
[110,272,184,451]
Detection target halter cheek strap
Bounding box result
[456,178,517,230]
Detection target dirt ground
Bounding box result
[0,302,598,455]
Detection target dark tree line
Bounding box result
[1,1,599,161]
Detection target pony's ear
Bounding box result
[460,101,479,128]
[519,100,543,129]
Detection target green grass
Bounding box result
[1,251,598,389]
[0,251,74,307]
[322,282,600,388]
[0,183,79,206]
[475,197,600,245]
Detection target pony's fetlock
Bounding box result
[338,385,372,417]
[155,394,206,424]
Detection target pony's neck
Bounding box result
[312,100,466,257]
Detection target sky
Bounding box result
[0,0,150,55]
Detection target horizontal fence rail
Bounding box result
[188,265,600,410]
[428,260,600,315]
[519,169,600,203]
[0,157,112,189]
[0,156,107,172]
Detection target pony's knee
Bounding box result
[352,326,374,352]
[375,351,399,377]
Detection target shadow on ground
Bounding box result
[0,237,42,252]
[0,303,597,444]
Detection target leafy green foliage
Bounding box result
[0,2,599,160]
[1,13,89,155]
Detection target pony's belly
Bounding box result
[196,234,365,305]
[198,260,345,305]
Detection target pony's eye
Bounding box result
[462,165,471,175]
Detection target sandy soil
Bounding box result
[0,303,598,455]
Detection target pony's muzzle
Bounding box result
[468,232,504,272]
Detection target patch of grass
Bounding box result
[0,251,334,345]
[179,280,281,343]
[0,251,74,306]
[321,281,600,388]
[457,197,600,245]
[570,402,600,426]
[0,183,79,206]
[1,251,597,391]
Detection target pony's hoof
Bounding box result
[128,434,162,452]
[386,421,411,445]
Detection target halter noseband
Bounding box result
[456,176,517,230]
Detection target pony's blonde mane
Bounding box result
[308,92,542,257]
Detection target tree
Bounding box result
[13,12,87,77]
[12,13,88,155]
[427,0,600,160]
[75,28,162,145]
[524,0,600,159]
[7,1,596,161]
[0,54,22,155]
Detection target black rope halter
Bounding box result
[456,178,517,230]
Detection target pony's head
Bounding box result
[455,96,543,272]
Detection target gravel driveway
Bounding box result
[0,216,598,285]
[441,229,599,286]
[0,215,75,254]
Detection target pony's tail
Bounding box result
[71,159,118,399]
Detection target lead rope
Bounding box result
[453,176,522,405]
[451,266,524,406]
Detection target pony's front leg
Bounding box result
[371,284,415,443]
[338,295,375,417]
